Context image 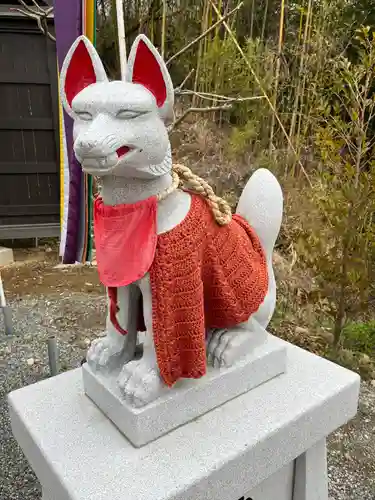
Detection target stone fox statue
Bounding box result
[60,34,283,407]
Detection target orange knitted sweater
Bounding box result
[148,193,268,387]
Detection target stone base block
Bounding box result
[8,341,360,500]
[0,246,14,266]
[82,334,287,447]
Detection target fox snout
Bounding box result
[74,135,119,173]
[76,139,97,154]
[75,138,104,158]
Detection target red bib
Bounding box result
[94,196,157,288]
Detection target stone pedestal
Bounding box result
[82,334,287,446]
[8,340,360,500]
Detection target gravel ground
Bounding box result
[0,250,374,500]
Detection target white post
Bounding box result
[116,0,127,80]
[0,272,6,307]
[0,272,13,335]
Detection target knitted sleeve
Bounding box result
[149,197,207,386]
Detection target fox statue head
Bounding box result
[60,35,174,179]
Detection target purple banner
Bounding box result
[53,0,83,263]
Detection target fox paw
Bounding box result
[87,336,125,372]
[206,328,255,368]
[117,358,166,408]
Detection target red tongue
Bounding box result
[116,146,130,158]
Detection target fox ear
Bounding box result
[60,35,108,118]
[126,35,174,125]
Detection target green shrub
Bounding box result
[341,321,375,356]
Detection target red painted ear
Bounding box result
[131,39,167,108]
[64,40,97,107]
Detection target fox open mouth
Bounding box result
[116,146,132,158]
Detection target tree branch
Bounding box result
[171,80,265,130]
[169,104,233,131]
[175,88,265,104]
[176,69,196,92]
[12,1,55,41]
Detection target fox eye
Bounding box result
[116,110,142,119]
[75,111,92,121]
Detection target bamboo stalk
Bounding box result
[250,0,255,39]
[212,0,223,106]
[289,0,313,153]
[294,11,314,162]
[299,16,316,148]
[209,0,312,186]
[206,1,213,96]
[161,0,167,58]
[269,0,286,153]
[261,0,269,39]
[192,1,209,107]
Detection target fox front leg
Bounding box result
[87,286,139,372]
[117,274,167,407]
